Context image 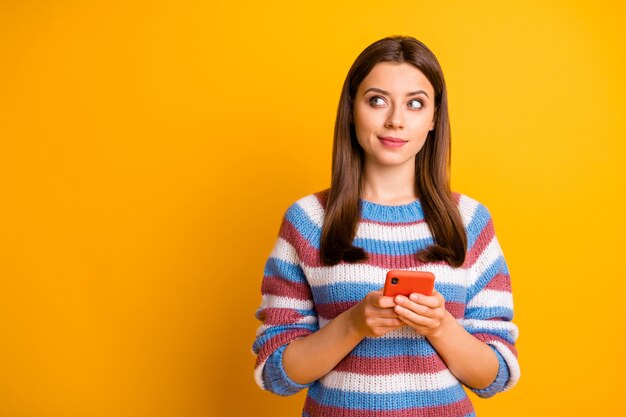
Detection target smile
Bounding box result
[378,136,408,148]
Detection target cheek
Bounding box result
[353,113,375,140]
[410,115,436,136]
[354,126,370,150]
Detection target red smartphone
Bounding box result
[383,270,435,297]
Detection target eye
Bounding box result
[408,99,423,109]
[369,96,386,107]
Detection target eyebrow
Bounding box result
[363,87,430,99]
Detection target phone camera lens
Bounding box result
[391,277,398,285]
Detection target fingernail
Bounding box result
[410,293,419,301]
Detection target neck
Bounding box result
[361,159,417,205]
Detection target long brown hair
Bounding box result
[320,36,467,267]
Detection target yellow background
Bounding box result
[1,1,624,416]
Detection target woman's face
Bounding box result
[352,62,436,170]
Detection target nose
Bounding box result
[385,105,404,129]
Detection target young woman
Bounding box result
[252,36,520,417]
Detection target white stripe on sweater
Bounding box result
[467,289,513,309]
[261,294,314,310]
[320,369,459,394]
[269,237,300,265]
[378,325,427,339]
[459,318,519,340]
[458,194,481,227]
[468,237,503,287]
[253,359,266,389]
[297,195,325,227]
[356,221,433,242]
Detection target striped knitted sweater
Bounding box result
[253,191,520,417]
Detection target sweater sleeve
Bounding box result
[252,204,319,396]
[460,199,520,398]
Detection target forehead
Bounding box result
[357,62,434,96]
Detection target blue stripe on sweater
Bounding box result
[308,381,468,410]
[436,283,467,303]
[360,200,425,223]
[311,282,380,303]
[465,306,514,323]
[252,322,318,353]
[264,258,307,283]
[263,345,314,396]
[296,308,317,318]
[469,347,510,398]
[465,203,491,250]
[285,203,322,249]
[466,255,509,301]
[352,336,437,357]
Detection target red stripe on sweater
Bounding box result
[445,301,465,319]
[304,396,474,417]
[315,300,465,322]
[280,220,324,267]
[255,328,312,366]
[260,308,311,326]
[472,333,519,358]
[465,219,495,269]
[334,353,448,375]
[366,253,448,270]
[315,301,358,320]
[261,275,313,300]
[484,272,512,292]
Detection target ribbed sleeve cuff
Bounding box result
[469,345,510,398]
[262,344,314,396]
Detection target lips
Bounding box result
[378,136,408,148]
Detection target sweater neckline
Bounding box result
[359,198,424,223]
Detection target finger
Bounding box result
[394,296,432,317]
[377,317,403,327]
[397,315,434,333]
[371,292,397,309]
[396,296,446,321]
[373,307,400,319]
[395,305,439,328]
[408,291,445,309]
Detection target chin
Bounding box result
[373,156,416,168]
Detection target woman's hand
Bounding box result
[348,289,404,338]
[392,290,502,389]
[392,290,450,338]
[283,289,401,384]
